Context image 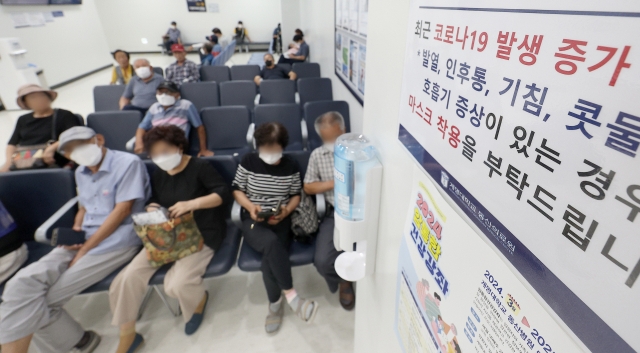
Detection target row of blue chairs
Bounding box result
[201,62,321,82]
[0,151,321,316]
[94,77,333,113]
[87,100,351,158]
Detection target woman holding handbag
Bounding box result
[1,84,82,172]
[108,126,231,353]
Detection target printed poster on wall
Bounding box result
[395,168,584,353]
[335,0,366,104]
[396,1,640,352]
[186,0,206,12]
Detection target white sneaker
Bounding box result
[69,331,101,353]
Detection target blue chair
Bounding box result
[219,81,257,112]
[0,169,77,295]
[87,111,141,152]
[292,63,321,79]
[254,104,305,151]
[93,85,125,112]
[200,66,230,82]
[233,151,317,271]
[304,100,351,150]
[278,63,292,73]
[259,80,296,104]
[201,107,252,158]
[180,82,220,112]
[153,67,164,77]
[298,78,333,109]
[230,65,261,81]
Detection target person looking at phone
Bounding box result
[109,126,230,352]
[232,122,319,334]
[0,126,150,353]
[303,111,355,311]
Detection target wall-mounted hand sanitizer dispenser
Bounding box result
[333,133,382,282]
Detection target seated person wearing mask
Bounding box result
[134,81,213,157]
[110,49,134,85]
[163,21,182,54]
[0,200,27,284]
[109,125,231,352]
[1,84,82,172]
[0,126,150,353]
[120,59,164,115]
[166,44,200,88]
[233,122,319,334]
[303,112,355,310]
[253,53,297,86]
[278,34,309,64]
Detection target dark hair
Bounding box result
[171,21,177,25]
[293,34,303,42]
[212,27,222,34]
[143,125,188,152]
[112,49,130,60]
[433,292,441,301]
[238,21,243,24]
[203,43,214,53]
[295,28,304,37]
[210,35,218,44]
[254,122,288,149]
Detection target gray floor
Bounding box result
[0,53,355,353]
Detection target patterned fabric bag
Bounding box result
[133,213,204,268]
[291,192,319,242]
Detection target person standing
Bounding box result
[1,84,82,172]
[165,44,200,88]
[0,126,150,353]
[110,50,134,85]
[303,112,355,310]
[163,21,182,55]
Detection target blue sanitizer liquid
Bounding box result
[334,133,378,221]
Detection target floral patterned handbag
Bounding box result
[133,212,204,268]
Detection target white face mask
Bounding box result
[172,25,177,29]
[259,152,282,165]
[70,140,103,167]
[238,24,243,28]
[156,93,176,106]
[152,152,182,172]
[135,66,152,79]
[323,143,335,152]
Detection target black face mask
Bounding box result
[265,60,274,66]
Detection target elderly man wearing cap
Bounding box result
[1,84,82,173]
[119,58,164,116]
[134,81,214,157]
[165,44,200,87]
[0,126,150,353]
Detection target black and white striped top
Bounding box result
[233,153,302,209]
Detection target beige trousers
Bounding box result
[109,246,214,325]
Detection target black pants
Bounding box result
[313,212,343,293]
[164,40,177,53]
[278,56,305,65]
[241,215,293,303]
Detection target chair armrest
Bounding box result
[125,136,136,151]
[254,94,261,106]
[35,196,79,244]
[246,123,255,150]
[316,193,326,219]
[295,92,300,105]
[231,201,243,229]
[300,119,309,150]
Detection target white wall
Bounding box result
[299,0,364,133]
[351,0,413,352]
[94,0,282,52]
[280,0,301,46]
[0,0,111,87]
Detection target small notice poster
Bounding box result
[395,167,584,353]
[186,0,206,12]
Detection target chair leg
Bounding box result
[137,287,154,321]
[153,285,181,317]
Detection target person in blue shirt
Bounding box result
[134,81,214,157]
[0,126,150,353]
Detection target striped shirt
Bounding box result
[165,59,200,87]
[139,99,202,137]
[233,153,301,209]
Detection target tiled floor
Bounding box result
[0,52,355,353]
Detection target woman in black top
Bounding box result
[233,122,318,334]
[1,84,82,172]
[109,126,230,352]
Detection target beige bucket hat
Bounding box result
[16,84,58,110]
